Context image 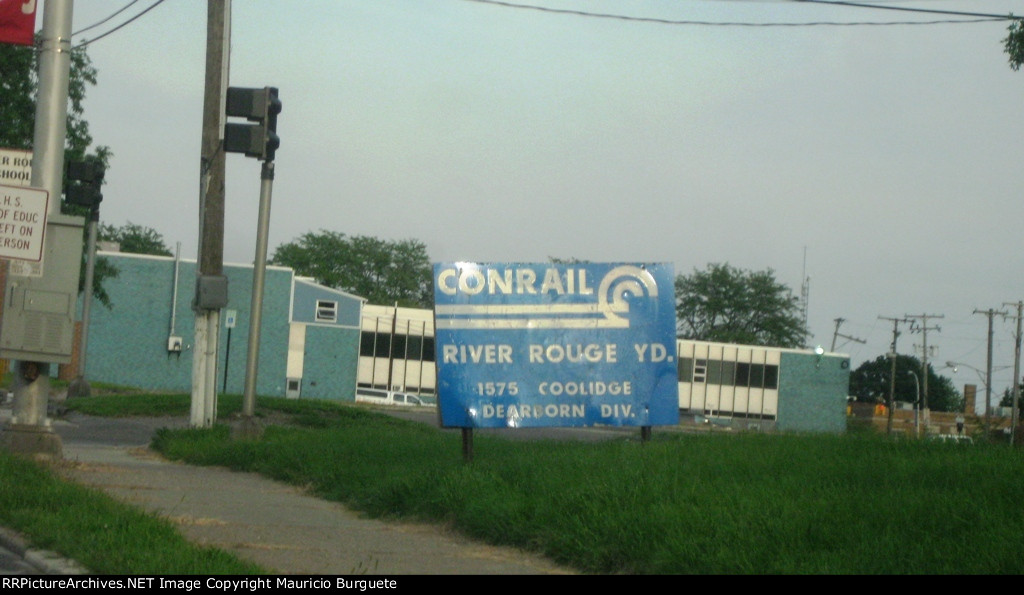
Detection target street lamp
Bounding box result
[908,370,921,438]
[946,360,987,421]
[946,360,1012,423]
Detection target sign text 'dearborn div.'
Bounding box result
[433,262,679,429]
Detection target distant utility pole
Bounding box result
[879,316,909,435]
[906,313,943,434]
[831,317,866,353]
[800,248,810,348]
[974,307,1007,423]
[1004,301,1023,445]
[191,0,231,428]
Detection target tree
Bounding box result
[997,388,1023,419]
[0,36,114,304]
[850,354,963,412]
[1004,18,1024,71]
[0,35,35,149]
[98,222,172,256]
[674,263,807,348]
[271,230,433,308]
[0,35,109,164]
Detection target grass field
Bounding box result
[0,448,265,574]
[41,391,1024,574]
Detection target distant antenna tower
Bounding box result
[801,248,810,347]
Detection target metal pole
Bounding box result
[68,210,99,398]
[238,161,274,437]
[222,327,231,394]
[386,303,397,391]
[3,0,74,460]
[908,371,920,439]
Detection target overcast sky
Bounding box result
[41,0,1024,412]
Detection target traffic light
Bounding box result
[224,86,281,161]
[64,160,104,208]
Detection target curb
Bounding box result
[0,526,89,575]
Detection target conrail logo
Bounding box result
[436,266,595,296]
[434,264,659,330]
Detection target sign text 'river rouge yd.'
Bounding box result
[433,262,679,429]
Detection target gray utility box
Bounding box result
[0,213,85,364]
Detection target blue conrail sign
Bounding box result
[433,262,679,429]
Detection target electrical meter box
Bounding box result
[195,274,228,310]
[0,213,85,364]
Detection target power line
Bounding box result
[790,0,1018,20]
[71,0,169,49]
[461,0,1014,26]
[72,0,144,36]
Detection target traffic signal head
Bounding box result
[64,160,104,208]
[224,86,281,161]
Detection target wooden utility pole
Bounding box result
[879,316,908,435]
[974,308,1007,423]
[831,317,866,353]
[1004,302,1023,444]
[906,313,943,434]
[191,0,230,428]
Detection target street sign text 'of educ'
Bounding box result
[433,262,680,429]
[0,183,49,263]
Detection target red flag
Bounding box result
[0,0,36,46]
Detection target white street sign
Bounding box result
[0,183,49,264]
[0,149,32,187]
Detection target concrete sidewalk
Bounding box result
[3,410,575,575]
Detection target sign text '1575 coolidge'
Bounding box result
[433,262,679,429]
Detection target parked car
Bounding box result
[928,434,973,445]
[355,388,436,408]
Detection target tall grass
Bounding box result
[140,396,1024,575]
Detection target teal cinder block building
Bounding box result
[81,251,363,401]
[676,340,850,433]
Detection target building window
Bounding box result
[706,360,723,385]
[749,364,765,389]
[316,300,338,322]
[678,357,693,382]
[721,361,736,386]
[693,359,707,383]
[764,365,779,390]
[736,363,750,387]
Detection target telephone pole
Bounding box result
[974,308,1006,423]
[906,313,943,434]
[831,318,866,353]
[1004,302,1022,445]
[879,316,908,435]
[191,0,231,428]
